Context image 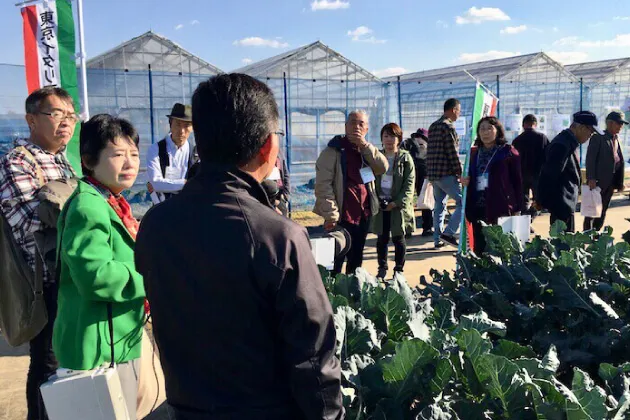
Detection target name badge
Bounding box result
[381,174,393,190]
[476,173,489,191]
[165,166,179,180]
[360,167,376,184]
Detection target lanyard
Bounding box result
[480,147,500,175]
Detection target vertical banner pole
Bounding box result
[148,64,155,145]
[283,72,291,215]
[76,0,89,119]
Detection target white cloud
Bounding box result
[579,34,630,48]
[347,26,386,43]
[457,50,520,63]
[241,58,253,65]
[311,0,349,11]
[175,24,184,30]
[553,27,560,32]
[436,20,449,28]
[553,36,579,46]
[190,20,200,25]
[500,25,527,35]
[233,37,289,48]
[614,16,630,21]
[372,67,408,78]
[547,51,589,64]
[456,7,510,25]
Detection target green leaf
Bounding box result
[545,267,599,317]
[407,315,431,341]
[531,379,573,420]
[613,392,630,420]
[418,402,458,419]
[379,288,414,341]
[571,368,608,420]
[459,312,507,337]
[381,339,440,403]
[483,224,522,261]
[390,272,416,317]
[475,354,531,416]
[374,398,405,420]
[457,329,492,366]
[429,357,455,395]
[342,354,375,385]
[431,298,458,330]
[491,340,537,360]
[541,345,560,375]
[550,220,568,237]
[334,306,381,357]
[328,293,350,311]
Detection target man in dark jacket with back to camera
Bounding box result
[135,73,344,420]
[512,114,549,217]
[537,111,603,233]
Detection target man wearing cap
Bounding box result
[146,103,197,202]
[538,111,603,232]
[402,128,433,236]
[584,111,628,231]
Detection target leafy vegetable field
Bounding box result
[325,222,630,419]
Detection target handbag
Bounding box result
[416,179,435,210]
[580,185,603,219]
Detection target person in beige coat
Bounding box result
[314,110,388,274]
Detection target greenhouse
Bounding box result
[567,58,630,158]
[386,52,582,151]
[235,41,395,187]
[86,30,223,166]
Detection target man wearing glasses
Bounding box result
[537,111,603,232]
[0,87,77,420]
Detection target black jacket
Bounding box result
[512,128,549,179]
[135,162,343,420]
[537,129,581,216]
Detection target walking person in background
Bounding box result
[427,98,463,248]
[402,128,433,237]
[512,114,549,220]
[371,123,415,280]
[583,111,627,231]
[462,117,523,254]
[54,114,146,417]
[538,111,603,232]
[314,110,388,275]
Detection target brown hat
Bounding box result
[167,103,192,122]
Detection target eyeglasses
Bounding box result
[39,110,79,124]
[274,130,285,137]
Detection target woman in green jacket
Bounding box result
[371,123,416,279]
[53,114,145,417]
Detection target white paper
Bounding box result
[454,117,467,137]
[416,180,434,210]
[580,185,603,218]
[381,175,393,190]
[360,167,375,184]
[309,237,335,270]
[498,215,531,246]
[505,114,523,132]
[552,114,571,133]
[535,115,547,133]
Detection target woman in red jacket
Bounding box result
[463,116,523,254]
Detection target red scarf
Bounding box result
[85,177,139,239]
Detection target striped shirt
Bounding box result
[427,115,462,180]
[0,139,76,283]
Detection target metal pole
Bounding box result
[283,71,291,214]
[579,78,583,111]
[397,76,403,128]
[496,74,500,119]
[76,0,90,119]
[148,64,155,144]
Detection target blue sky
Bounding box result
[1,0,629,77]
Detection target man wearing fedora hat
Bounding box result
[146,103,197,202]
[584,110,628,231]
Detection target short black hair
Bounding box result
[191,73,279,166]
[80,114,139,176]
[444,98,460,112]
[523,114,537,125]
[25,86,74,114]
[474,116,508,147]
